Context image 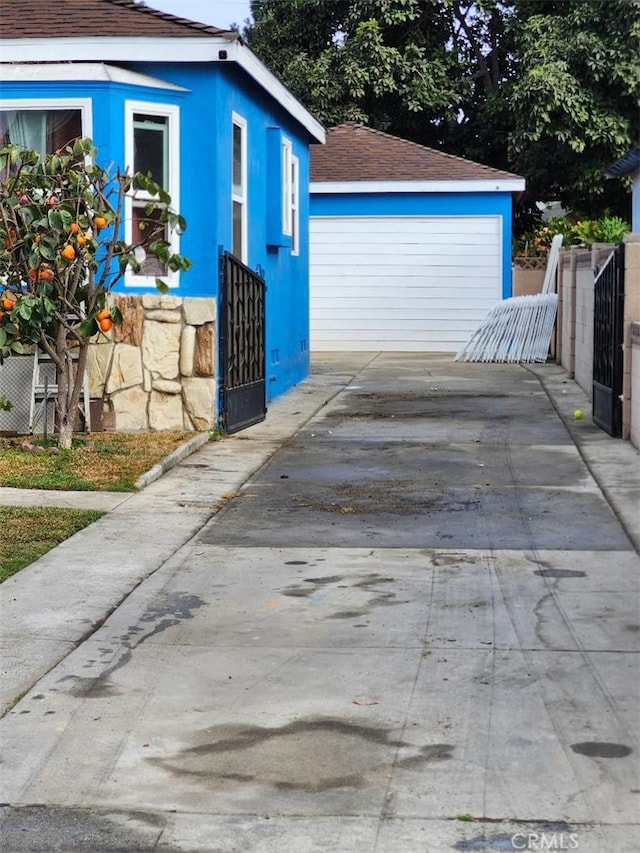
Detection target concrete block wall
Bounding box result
[555,237,640,449]
[631,322,640,450]
[624,237,640,443]
[573,250,598,398]
[558,251,576,376]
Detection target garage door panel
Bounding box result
[312,278,500,296]
[310,245,497,269]
[314,266,500,286]
[311,217,499,236]
[312,287,500,306]
[310,215,502,352]
[311,232,495,253]
[312,331,477,351]
[312,312,495,328]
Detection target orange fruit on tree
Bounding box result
[61,244,76,261]
[98,317,113,333]
[96,307,111,322]
[28,268,39,280]
[69,222,81,234]
[2,292,17,310]
[76,233,88,246]
[39,267,55,282]
[93,215,108,230]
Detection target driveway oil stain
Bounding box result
[294,482,481,516]
[534,568,586,578]
[148,717,453,792]
[453,822,576,851]
[453,835,517,851]
[570,741,633,758]
[58,592,206,699]
[281,573,401,620]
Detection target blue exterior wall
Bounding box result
[1,63,314,401]
[311,190,515,299]
[133,62,313,399]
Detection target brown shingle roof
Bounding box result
[0,0,229,39]
[311,123,521,183]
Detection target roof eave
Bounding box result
[310,179,526,194]
[605,146,640,179]
[0,36,325,144]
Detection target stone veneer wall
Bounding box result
[87,295,217,432]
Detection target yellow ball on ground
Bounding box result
[573,409,583,420]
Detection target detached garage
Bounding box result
[309,123,525,352]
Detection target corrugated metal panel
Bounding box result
[310,215,502,352]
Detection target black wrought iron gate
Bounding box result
[592,244,625,437]
[219,251,266,434]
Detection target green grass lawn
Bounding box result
[0,431,193,491]
[0,506,104,583]
[0,430,200,581]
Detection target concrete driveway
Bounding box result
[1,354,638,852]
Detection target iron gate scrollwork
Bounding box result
[592,244,624,437]
[219,250,267,434]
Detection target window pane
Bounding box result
[48,111,82,151]
[134,114,167,187]
[291,157,299,255]
[233,123,243,194]
[232,200,243,259]
[0,109,81,152]
[132,204,167,276]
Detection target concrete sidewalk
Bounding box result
[1,353,639,853]
[0,355,367,715]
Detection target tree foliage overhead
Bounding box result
[247,0,640,222]
[248,0,463,140]
[505,0,640,215]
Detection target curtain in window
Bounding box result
[0,110,81,152]
[0,110,46,150]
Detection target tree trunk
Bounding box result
[58,418,74,450]
[55,338,89,450]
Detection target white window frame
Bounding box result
[282,137,293,237]
[290,153,300,256]
[0,98,93,156]
[124,100,180,288]
[231,112,248,263]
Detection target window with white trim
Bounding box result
[0,108,82,152]
[0,99,91,180]
[290,154,300,256]
[232,113,247,262]
[282,138,294,237]
[124,101,180,285]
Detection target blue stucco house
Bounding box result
[0,0,325,433]
[605,145,640,233]
[309,124,525,352]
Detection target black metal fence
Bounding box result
[218,251,266,434]
[592,244,625,437]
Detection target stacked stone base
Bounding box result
[87,295,217,432]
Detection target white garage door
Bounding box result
[310,215,502,352]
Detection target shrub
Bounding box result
[515,215,630,256]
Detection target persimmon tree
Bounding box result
[0,138,190,449]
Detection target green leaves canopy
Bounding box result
[248,0,640,223]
